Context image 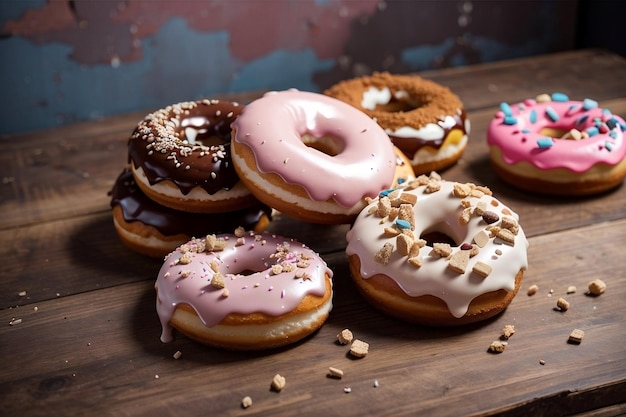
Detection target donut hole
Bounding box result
[181,116,228,146]
[374,97,421,113]
[540,127,568,139]
[361,88,426,113]
[420,222,460,247]
[301,133,345,156]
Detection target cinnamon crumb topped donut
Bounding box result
[128,99,258,213]
[346,173,528,326]
[155,232,333,350]
[110,169,272,258]
[325,72,469,175]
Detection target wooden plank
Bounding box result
[1,220,624,416]
[2,50,626,230]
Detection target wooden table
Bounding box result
[1,49,625,417]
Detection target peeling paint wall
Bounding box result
[0,0,577,135]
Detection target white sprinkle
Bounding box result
[154,374,160,379]
[173,350,182,359]
[18,291,26,297]
[344,387,352,393]
[9,318,22,326]
[373,380,379,387]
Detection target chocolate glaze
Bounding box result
[128,100,242,195]
[389,110,467,155]
[110,169,271,237]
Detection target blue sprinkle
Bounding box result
[500,102,513,116]
[545,106,559,122]
[397,178,405,184]
[536,137,554,149]
[609,131,617,139]
[529,109,537,124]
[577,115,589,125]
[605,141,614,152]
[551,92,569,102]
[521,129,531,133]
[602,108,611,115]
[503,116,517,125]
[395,219,411,229]
[379,189,396,197]
[586,126,599,137]
[606,118,618,130]
[621,123,626,132]
[582,98,598,110]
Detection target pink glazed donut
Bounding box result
[230,89,413,224]
[155,231,333,350]
[488,93,626,195]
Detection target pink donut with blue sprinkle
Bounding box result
[487,93,626,195]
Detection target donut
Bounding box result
[324,72,469,175]
[128,99,259,213]
[110,169,272,258]
[155,232,333,350]
[346,173,529,326]
[487,93,626,195]
[231,89,410,224]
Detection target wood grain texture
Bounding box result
[1,222,624,416]
[1,50,625,416]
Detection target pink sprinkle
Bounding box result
[268,286,273,291]
[249,244,255,249]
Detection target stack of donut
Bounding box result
[111,99,272,258]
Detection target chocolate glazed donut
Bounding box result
[110,168,272,258]
[128,100,258,213]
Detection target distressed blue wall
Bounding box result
[0,0,578,135]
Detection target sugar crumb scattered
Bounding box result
[337,328,353,345]
[349,339,369,358]
[488,340,507,353]
[271,374,286,392]
[587,279,606,296]
[241,396,253,409]
[568,329,584,344]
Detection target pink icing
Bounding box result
[487,98,625,172]
[155,231,333,343]
[231,89,397,208]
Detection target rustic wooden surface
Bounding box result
[1,49,625,417]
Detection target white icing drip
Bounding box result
[361,86,392,110]
[360,87,415,111]
[345,181,529,318]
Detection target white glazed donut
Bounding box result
[346,173,528,326]
[231,89,411,224]
[155,231,333,350]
